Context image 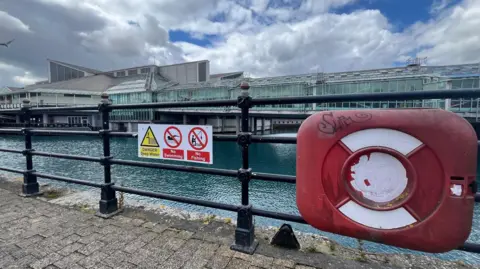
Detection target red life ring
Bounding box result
[296,109,477,253]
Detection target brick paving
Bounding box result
[0,185,393,269]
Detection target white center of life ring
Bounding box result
[337,128,423,230]
[349,152,408,203]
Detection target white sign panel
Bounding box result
[138,124,213,164]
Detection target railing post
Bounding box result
[96,93,120,218]
[20,99,41,197]
[231,81,258,254]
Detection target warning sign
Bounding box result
[139,126,160,158]
[164,126,182,148]
[188,127,208,150]
[138,124,213,164]
[163,126,184,160]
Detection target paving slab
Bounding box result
[0,179,475,269]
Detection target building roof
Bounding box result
[24,74,115,92]
[2,61,478,97]
[2,86,24,92]
[0,86,23,94]
[210,71,244,81]
[105,73,175,94]
[48,59,103,75]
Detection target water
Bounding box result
[0,134,480,264]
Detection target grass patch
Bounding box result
[355,254,368,263]
[355,239,368,263]
[43,189,63,200]
[202,214,216,224]
[76,204,96,214]
[329,242,336,252]
[305,245,317,253]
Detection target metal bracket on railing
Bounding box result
[99,156,113,166]
[237,95,253,109]
[98,129,111,137]
[20,99,30,113]
[237,132,252,146]
[23,169,36,175]
[98,93,112,112]
[20,128,31,135]
[21,149,35,156]
[237,168,252,184]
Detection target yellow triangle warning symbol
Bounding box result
[140,127,159,147]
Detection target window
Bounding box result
[50,62,58,82]
[64,94,91,98]
[65,67,72,80]
[72,69,78,79]
[198,62,207,82]
[58,65,65,81]
[20,93,27,98]
[116,71,126,77]
[127,69,138,76]
[452,80,463,89]
[140,67,150,74]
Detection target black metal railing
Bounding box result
[1,85,480,255]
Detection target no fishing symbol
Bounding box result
[188,127,208,151]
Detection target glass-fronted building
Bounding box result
[107,62,480,121]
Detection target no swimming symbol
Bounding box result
[164,126,182,148]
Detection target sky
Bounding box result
[0,0,479,87]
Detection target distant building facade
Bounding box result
[1,57,479,132]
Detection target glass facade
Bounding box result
[107,65,480,121]
[109,92,154,121]
[50,62,85,83]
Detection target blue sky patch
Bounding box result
[335,0,462,31]
[169,30,216,47]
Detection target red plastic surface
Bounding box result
[296,109,477,253]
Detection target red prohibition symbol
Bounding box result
[188,127,208,151]
[164,126,182,148]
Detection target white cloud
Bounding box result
[180,9,406,76]
[0,11,31,33]
[251,0,270,13]
[430,0,452,14]
[0,61,45,87]
[1,0,480,87]
[13,72,45,85]
[408,0,480,65]
[0,61,22,73]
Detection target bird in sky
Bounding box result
[0,39,15,48]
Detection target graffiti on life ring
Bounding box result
[318,112,373,135]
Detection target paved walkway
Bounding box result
[0,182,452,269]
